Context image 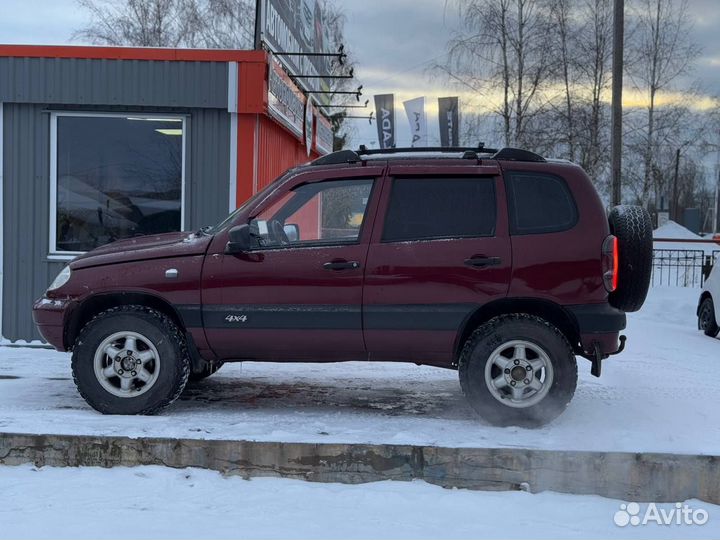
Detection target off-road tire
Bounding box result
[458,314,578,428]
[608,205,653,312]
[189,361,224,382]
[698,297,720,338]
[71,305,190,415]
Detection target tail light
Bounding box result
[602,235,619,292]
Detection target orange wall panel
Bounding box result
[235,114,320,209]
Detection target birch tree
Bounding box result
[625,0,700,207]
[443,0,553,147]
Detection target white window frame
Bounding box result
[49,111,187,260]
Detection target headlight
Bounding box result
[48,266,71,291]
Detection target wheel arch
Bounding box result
[65,292,186,350]
[453,298,580,363]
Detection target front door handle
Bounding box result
[464,256,501,268]
[323,260,361,271]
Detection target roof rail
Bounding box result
[492,147,546,162]
[310,144,546,166]
[357,143,499,156]
[311,149,361,166]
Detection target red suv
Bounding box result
[33,146,653,427]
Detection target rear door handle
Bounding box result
[323,260,361,271]
[464,256,501,268]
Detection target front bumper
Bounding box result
[32,296,74,351]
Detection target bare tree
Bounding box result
[575,0,613,181]
[74,0,192,46]
[625,0,701,207]
[181,0,255,49]
[549,0,576,160]
[315,1,358,150]
[441,0,553,147]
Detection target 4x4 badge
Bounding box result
[225,314,248,323]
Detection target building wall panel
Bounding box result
[256,115,318,191]
[0,57,228,109]
[2,103,230,341]
[2,103,64,341]
[187,108,231,230]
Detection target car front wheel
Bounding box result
[71,306,190,415]
[458,314,577,428]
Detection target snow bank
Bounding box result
[653,221,717,254]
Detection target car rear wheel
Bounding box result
[71,306,190,415]
[698,297,720,338]
[458,315,577,428]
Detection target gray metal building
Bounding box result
[0,45,329,341]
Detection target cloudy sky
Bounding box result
[1,0,719,147]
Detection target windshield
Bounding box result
[203,169,297,234]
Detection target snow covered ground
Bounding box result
[0,464,717,540]
[0,286,717,455]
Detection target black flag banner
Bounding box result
[374,94,396,149]
[438,96,459,147]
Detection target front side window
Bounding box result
[251,179,374,248]
[382,177,496,242]
[52,114,184,254]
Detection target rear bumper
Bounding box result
[567,303,626,356]
[32,296,73,351]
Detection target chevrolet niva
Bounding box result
[34,145,653,427]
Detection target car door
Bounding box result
[202,168,383,361]
[363,163,512,365]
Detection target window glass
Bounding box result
[507,172,578,234]
[55,115,183,253]
[252,179,373,247]
[382,177,496,242]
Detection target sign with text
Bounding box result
[268,58,305,137]
[374,94,396,149]
[438,96,459,147]
[403,97,427,147]
[315,114,333,155]
[258,0,333,106]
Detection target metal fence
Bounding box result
[651,249,716,287]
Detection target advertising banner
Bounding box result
[258,0,333,106]
[403,97,427,147]
[374,94,396,149]
[268,58,305,137]
[315,114,333,155]
[438,96,460,147]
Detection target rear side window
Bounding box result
[382,177,496,242]
[506,172,578,234]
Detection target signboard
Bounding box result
[374,94,395,149]
[268,58,305,137]
[438,96,460,147]
[304,94,314,157]
[315,114,333,155]
[403,97,427,147]
[258,0,333,106]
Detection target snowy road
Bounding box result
[0,286,717,454]
[0,464,717,540]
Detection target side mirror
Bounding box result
[283,223,300,242]
[225,224,254,253]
